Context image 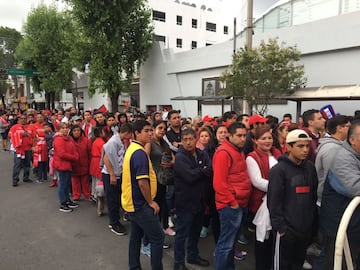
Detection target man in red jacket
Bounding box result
[213,122,251,270]
[10,114,35,186]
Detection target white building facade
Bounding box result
[139,0,360,118]
[148,0,234,52]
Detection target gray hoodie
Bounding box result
[315,137,343,204]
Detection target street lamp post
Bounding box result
[71,80,78,111]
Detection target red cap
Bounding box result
[249,114,268,126]
[203,115,214,122]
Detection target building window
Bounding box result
[191,41,197,49]
[176,15,182,25]
[154,35,166,42]
[152,10,166,22]
[176,38,182,48]
[206,22,216,32]
[224,26,229,34]
[192,19,197,28]
[206,43,213,46]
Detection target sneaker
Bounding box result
[110,223,126,236]
[123,212,130,222]
[66,201,79,209]
[306,243,321,257]
[168,216,175,228]
[59,204,73,213]
[141,243,151,257]
[163,241,170,249]
[36,179,44,184]
[23,179,33,183]
[200,226,208,238]
[164,227,176,236]
[73,199,80,203]
[89,195,97,203]
[303,260,312,269]
[237,234,249,245]
[234,250,247,261]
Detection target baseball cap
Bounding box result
[249,114,268,126]
[72,116,82,121]
[203,115,214,122]
[286,129,312,143]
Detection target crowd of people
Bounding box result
[1,105,360,270]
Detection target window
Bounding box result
[192,19,197,28]
[154,35,166,42]
[224,26,229,34]
[191,41,197,49]
[176,38,182,48]
[176,15,182,25]
[152,10,166,22]
[206,22,216,32]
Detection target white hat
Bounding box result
[286,129,312,143]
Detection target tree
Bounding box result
[68,0,154,112]
[15,5,76,109]
[0,27,22,106]
[221,38,307,115]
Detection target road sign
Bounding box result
[7,69,34,76]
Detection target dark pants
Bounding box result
[128,204,164,270]
[323,236,360,270]
[154,183,169,229]
[255,233,274,270]
[102,173,121,226]
[37,161,48,181]
[174,208,204,265]
[58,171,72,205]
[12,150,32,184]
[278,230,311,270]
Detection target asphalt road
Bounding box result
[0,149,256,270]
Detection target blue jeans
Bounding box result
[102,173,121,226]
[174,208,204,265]
[12,150,32,184]
[128,204,164,270]
[58,171,72,205]
[215,206,244,270]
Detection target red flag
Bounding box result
[98,104,107,113]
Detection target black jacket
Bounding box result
[267,154,318,237]
[174,146,212,213]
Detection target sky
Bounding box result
[0,0,278,33]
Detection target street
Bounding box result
[0,150,255,270]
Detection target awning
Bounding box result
[171,95,232,101]
[278,84,360,117]
[279,85,360,101]
[171,95,232,115]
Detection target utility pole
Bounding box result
[242,0,253,114]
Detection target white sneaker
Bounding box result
[168,216,174,228]
[303,260,312,270]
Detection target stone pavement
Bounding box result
[0,149,256,270]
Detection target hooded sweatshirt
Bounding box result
[267,154,318,237]
[315,137,343,204]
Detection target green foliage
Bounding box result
[221,38,307,114]
[68,0,154,111]
[15,4,76,96]
[0,27,22,101]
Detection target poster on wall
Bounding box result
[202,77,226,97]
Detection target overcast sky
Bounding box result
[0,0,279,33]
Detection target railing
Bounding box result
[334,196,360,270]
[250,0,360,35]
